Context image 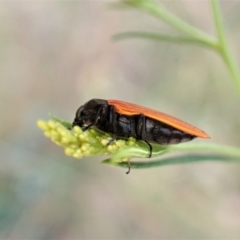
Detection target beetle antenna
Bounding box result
[126,161,131,174]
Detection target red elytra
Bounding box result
[108,99,210,139]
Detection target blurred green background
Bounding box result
[1,1,240,239]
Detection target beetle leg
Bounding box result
[144,141,152,158]
[137,114,152,158]
[107,105,118,145]
[126,160,131,174]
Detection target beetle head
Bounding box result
[72,99,107,128]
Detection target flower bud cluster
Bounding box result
[37,120,138,160]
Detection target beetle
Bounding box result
[72,99,210,173]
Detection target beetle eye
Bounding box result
[76,106,84,118]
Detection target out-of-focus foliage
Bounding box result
[1,1,240,239]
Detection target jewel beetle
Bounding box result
[72,99,210,173]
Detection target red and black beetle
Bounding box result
[72,99,210,172]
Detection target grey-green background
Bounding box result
[1,1,240,239]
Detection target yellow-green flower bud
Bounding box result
[37,118,140,161]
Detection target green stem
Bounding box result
[158,143,240,158]
[104,153,240,169]
[113,31,214,48]
[103,143,240,169]
[125,0,218,49]
[116,1,240,97]
[211,0,240,97]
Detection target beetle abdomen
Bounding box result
[145,118,195,145]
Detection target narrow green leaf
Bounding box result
[113,31,211,47]
[102,153,240,169]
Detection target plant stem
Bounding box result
[103,153,240,169]
[103,143,240,169]
[164,143,240,158]
[211,0,240,98]
[150,142,240,159]
[113,31,214,48]
[129,0,218,49]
